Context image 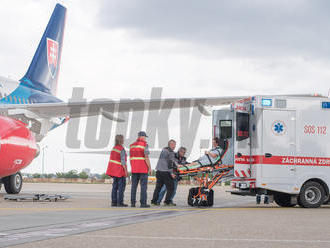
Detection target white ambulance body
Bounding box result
[212,95,330,208]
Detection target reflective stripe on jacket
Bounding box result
[130,138,148,173]
[106,145,126,177]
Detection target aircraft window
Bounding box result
[219,120,232,139]
[236,112,249,141]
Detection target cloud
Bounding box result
[1,0,330,175]
[99,0,330,58]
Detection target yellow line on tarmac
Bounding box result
[0,207,286,212]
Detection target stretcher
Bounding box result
[176,140,234,207]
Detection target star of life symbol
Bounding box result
[272,120,286,135]
[46,38,59,78]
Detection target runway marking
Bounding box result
[0,206,304,212]
[82,235,330,244]
[0,210,189,247]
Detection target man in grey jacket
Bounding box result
[151,139,177,206]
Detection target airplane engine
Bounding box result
[0,116,37,178]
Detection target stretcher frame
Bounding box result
[176,141,234,207]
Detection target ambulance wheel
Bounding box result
[3,172,23,194]
[298,181,325,208]
[274,193,296,207]
[322,194,330,205]
[188,187,198,206]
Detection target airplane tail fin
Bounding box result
[21,4,66,96]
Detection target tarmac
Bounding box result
[0,183,329,248]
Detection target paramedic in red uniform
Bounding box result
[106,134,128,207]
[129,131,151,208]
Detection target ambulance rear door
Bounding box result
[212,109,235,166]
[234,111,252,178]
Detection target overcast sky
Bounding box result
[1,0,330,174]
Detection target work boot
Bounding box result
[169,202,177,206]
[131,203,136,207]
[140,204,150,208]
[111,202,117,207]
[117,203,128,207]
[164,202,176,207]
[151,201,160,206]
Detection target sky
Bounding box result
[1,0,330,174]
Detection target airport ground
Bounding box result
[0,183,329,248]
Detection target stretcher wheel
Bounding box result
[188,188,214,207]
[200,190,214,207]
[207,189,214,207]
[188,187,198,206]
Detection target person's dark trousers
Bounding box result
[131,173,148,205]
[111,177,126,205]
[157,178,178,204]
[171,178,178,202]
[152,171,174,204]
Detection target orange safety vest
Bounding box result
[106,145,126,177]
[130,138,148,173]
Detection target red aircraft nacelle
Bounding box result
[0,116,38,178]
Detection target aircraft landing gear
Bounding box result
[2,172,23,194]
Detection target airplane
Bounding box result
[0,4,321,194]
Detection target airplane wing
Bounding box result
[0,94,322,121]
[0,95,248,120]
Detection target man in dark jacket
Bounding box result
[151,140,177,206]
[156,147,188,205]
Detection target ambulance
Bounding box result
[212,95,330,208]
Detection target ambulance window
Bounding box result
[219,120,232,139]
[236,112,249,141]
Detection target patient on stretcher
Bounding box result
[179,137,224,171]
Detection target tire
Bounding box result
[207,189,214,207]
[323,194,330,205]
[299,181,325,208]
[274,193,296,207]
[198,189,214,207]
[200,193,208,207]
[188,187,198,206]
[3,172,23,194]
